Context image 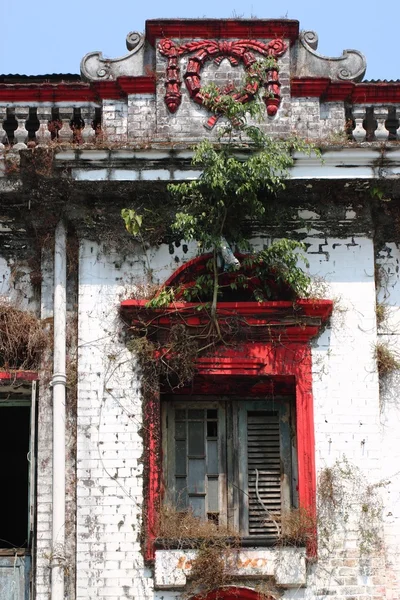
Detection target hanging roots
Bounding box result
[0,299,48,370]
[128,323,198,393]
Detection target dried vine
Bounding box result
[0,299,48,370]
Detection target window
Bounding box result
[162,395,297,541]
[0,380,36,549]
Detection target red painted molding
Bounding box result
[195,587,275,600]
[323,81,355,102]
[351,83,400,104]
[0,77,156,103]
[0,370,38,382]
[0,83,97,103]
[1,74,400,105]
[291,77,400,104]
[291,77,331,98]
[116,76,156,95]
[146,19,299,47]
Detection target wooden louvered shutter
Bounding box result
[247,411,281,538]
[238,400,292,539]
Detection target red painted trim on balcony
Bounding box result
[351,83,400,104]
[0,77,156,102]
[0,83,97,103]
[291,77,400,104]
[146,19,299,46]
[323,81,355,102]
[0,370,38,382]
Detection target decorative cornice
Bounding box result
[291,77,400,104]
[0,77,155,102]
[0,83,97,103]
[120,298,333,344]
[146,19,299,46]
[80,31,145,82]
[352,83,400,104]
[294,30,366,82]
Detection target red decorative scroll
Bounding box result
[158,38,288,124]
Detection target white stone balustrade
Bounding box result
[0,104,100,148]
[351,105,400,141]
[0,107,6,149]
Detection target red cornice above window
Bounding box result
[121,298,333,344]
[0,371,38,382]
[145,19,300,47]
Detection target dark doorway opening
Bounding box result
[0,406,30,548]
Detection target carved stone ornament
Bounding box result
[294,31,366,82]
[158,38,288,126]
[80,32,145,81]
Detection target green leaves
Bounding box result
[168,134,300,252]
[121,208,143,237]
[122,57,316,305]
[242,240,311,300]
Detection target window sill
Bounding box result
[154,546,307,589]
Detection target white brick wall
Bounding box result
[76,240,198,600]
[70,234,400,599]
[2,228,398,599]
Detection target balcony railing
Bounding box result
[0,105,101,148]
[351,105,400,142]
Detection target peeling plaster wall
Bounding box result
[72,231,400,600]
[376,243,400,597]
[0,255,37,310]
[76,239,198,600]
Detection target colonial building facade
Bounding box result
[0,17,400,600]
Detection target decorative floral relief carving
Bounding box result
[158,38,288,126]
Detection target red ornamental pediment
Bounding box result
[120,254,332,346]
[158,37,288,126]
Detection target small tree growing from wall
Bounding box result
[122,61,316,327]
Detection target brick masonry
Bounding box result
[0,208,398,600]
[1,20,400,600]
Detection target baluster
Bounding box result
[81,106,96,143]
[374,107,389,141]
[36,107,52,144]
[396,107,400,141]
[352,107,367,142]
[13,107,29,149]
[0,107,7,149]
[57,108,73,143]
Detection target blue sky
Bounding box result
[1,0,398,81]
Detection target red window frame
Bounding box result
[120,256,332,561]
